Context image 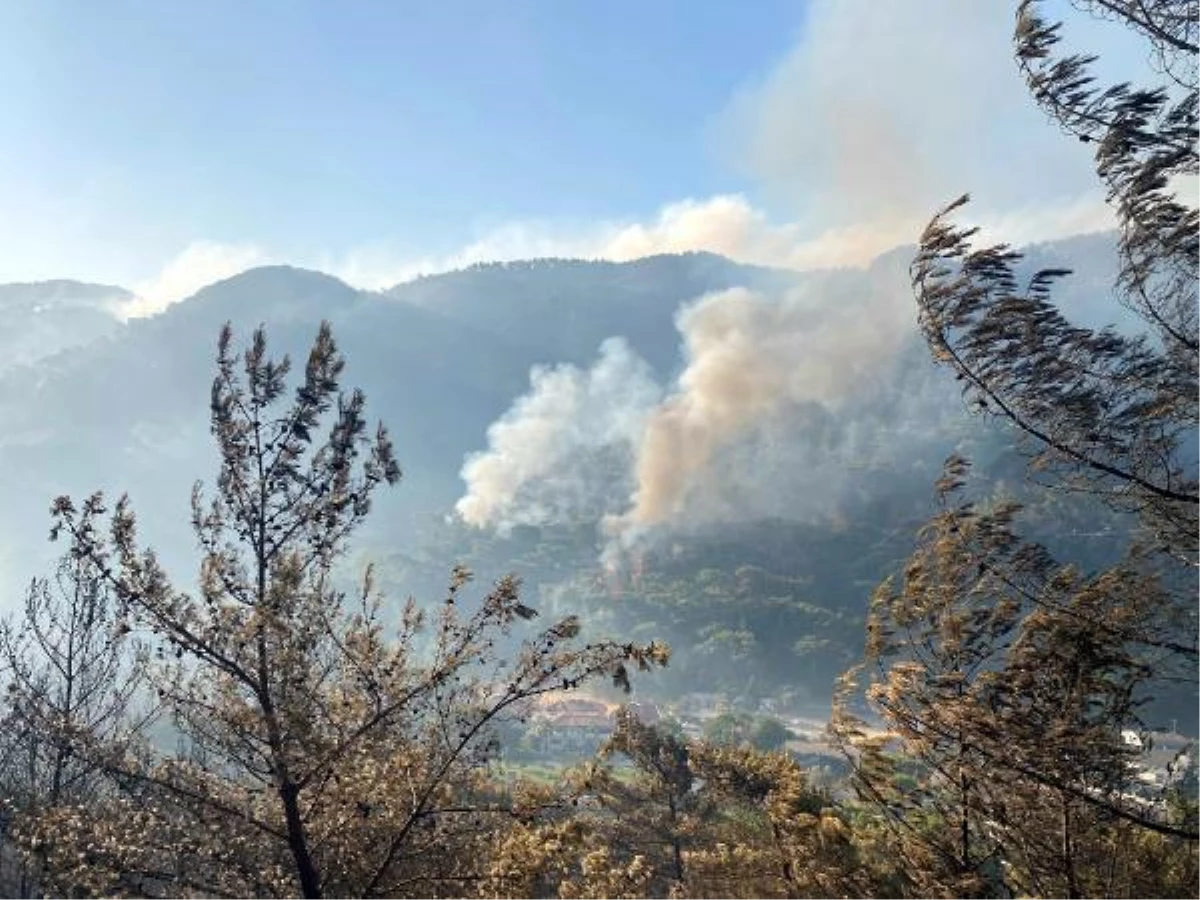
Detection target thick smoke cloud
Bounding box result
[721,0,1111,246]
[618,276,911,530]
[451,2,1145,547]
[455,337,661,532]
[457,255,936,547]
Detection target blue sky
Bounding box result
[0,2,800,275]
[0,1,1140,308]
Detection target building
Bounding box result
[528,695,617,756]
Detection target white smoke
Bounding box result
[455,337,661,532]
[451,1,1137,549]
[607,270,914,541]
[120,241,271,319]
[721,1,1106,242]
[457,257,927,549]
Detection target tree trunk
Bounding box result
[667,793,685,886]
[280,781,323,899]
[770,819,800,899]
[1061,792,1079,899]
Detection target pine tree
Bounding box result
[30,322,666,898]
[889,6,1199,889]
[0,533,146,898]
[578,707,706,895]
[911,0,1198,565]
[833,459,1197,897]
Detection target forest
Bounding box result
[0,1,1197,897]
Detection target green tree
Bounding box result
[703,710,753,746]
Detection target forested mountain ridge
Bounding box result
[384,251,796,374]
[2,0,1196,894]
[0,236,1160,717]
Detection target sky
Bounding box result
[0,0,1142,314]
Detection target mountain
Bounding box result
[0,253,792,589]
[0,280,128,373]
[3,236,1180,719]
[385,251,797,376]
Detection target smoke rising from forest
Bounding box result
[457,265,921,549]
[450,0,1128,549]
[455,337,661,531]
[620,280,911,528]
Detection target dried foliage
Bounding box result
[833,459,1198,897]
[0,537,148,897]
[893,10,1199,888]
[542,709,896,900]
[18,323,667,898]
[913,0,1198,565]
[1,4,1197,898]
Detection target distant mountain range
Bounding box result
[0,280,129,374]
[0,235,1129,606]
[0,253,779,588]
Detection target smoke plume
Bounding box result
[456,337,660,532]
[457,252,932,551]
[614,271,913,534]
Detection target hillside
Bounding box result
[385,251,797,375]
[0,237,1166,715]
[0,279,129,373]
